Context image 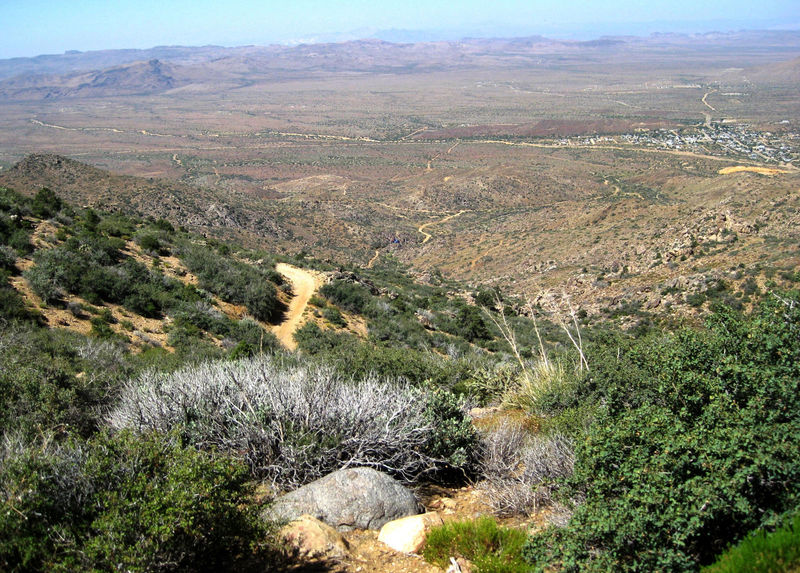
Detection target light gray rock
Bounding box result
[378,512,444,553]
[265,467,421,531]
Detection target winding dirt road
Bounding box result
[417,210,470,244]
[272,263,324,351]
[366,249,381,268]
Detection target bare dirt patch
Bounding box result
[718,165,790,175]
[272,263,326,350]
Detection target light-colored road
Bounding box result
[417,210,470,244]
[702,90,717,112]
[272,263,324,351]
[366,249,381,268]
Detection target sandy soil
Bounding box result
[272,263,325,350]
[718,165,790,175]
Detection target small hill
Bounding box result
[0,59,184,99]
[748,55,800,84]
[0,154,283,240]
[75,59,177,95]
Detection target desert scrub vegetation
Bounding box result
[477,420,574,517]
[21,206,202,317]
[5,193,279,355]
[0,188,35,256]
[293,320,489,387]
[0,325,135,439]
[178,243,286,323]
[108,354,476,488]
[0,430,279,572]
[522,294,800,571]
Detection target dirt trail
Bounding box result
[272,263,324,351]
[702,89,717,112]
[470,240,505,270]
[426,140,461,171]
[417,210,470,244]
[366,249,381,269]
[718,165,790,175]
[604,179,644,201]
[30,118,171,137]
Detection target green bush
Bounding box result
[423,386,477,469]
[293,321,346,355]
[523,296,800,572]
[0,326,132,438]
[179,244,285,323]
[424,517,531,573]
[31,187,62,219]
[0,188,34,256]
[320,279,373,315]
[0,430,276,572]
[96,213,137,238]
[444,305,491,342]
[0,273,35,322]
[702,509,800,573]
[136,232,168,256]
[322,305,347,327]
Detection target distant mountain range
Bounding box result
[1,30,798,100]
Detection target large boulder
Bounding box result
[265,467,421,531]
[378,511,444,553]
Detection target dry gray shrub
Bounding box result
[107,355,448,488]
[0,432,93,511]
[477,420,574,517]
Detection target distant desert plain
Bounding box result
[1,30,799,325]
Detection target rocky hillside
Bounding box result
[0,154,285,242]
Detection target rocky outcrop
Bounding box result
[377,512,444,554]
[280,514,349,560]
[266,467,421,531]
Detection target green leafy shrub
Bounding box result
[30,187,62,219]
[0,326,132,438]
[0,188,34,255]
[96,213,137,238]
[424,517,531,573]
[320,279,373,314]
[423,386,477,469]
[136,232,168,256]
[179,244,285,323]
[0,430,276,572]
[322,305,347,327]
[454,305,491,342]
[0,271,35,322]
[0,245,17,270]
[523,295,800,571]
[293,321,346,355]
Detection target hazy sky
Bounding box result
[1,0,798,59]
